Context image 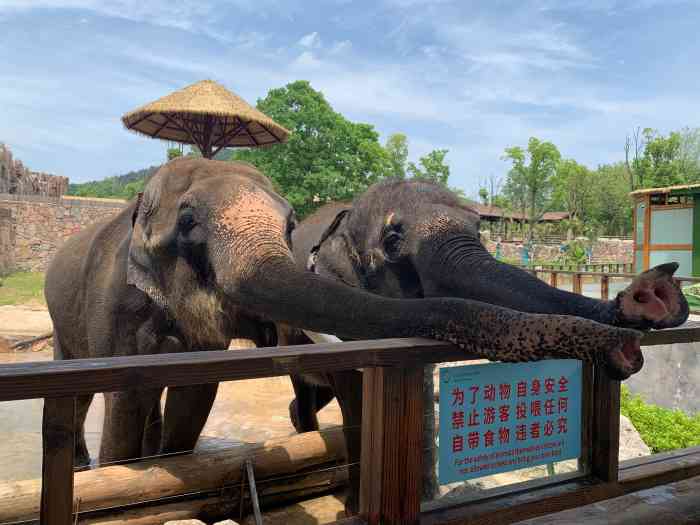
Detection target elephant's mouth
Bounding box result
[603,336,644,380]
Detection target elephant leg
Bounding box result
[99,388,162,464]
[328,370,363,516]
[160,383,218,454]
[74,394,94,469]
[314,385,336,415]
[141,392,164,457]
[52,333,94,469]
[289,375,321,433]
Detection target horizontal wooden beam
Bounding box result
[0,323,698,402]
[0,338,470,402]
[521,265,700,283]
[648,243,693,251]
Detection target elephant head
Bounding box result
[127,159,643,378]
[306,179,688,378]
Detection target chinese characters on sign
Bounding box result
[439,360,582,484]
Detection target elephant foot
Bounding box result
[289,398,301,432]
[288,398,320,433]
[74,457,93,472]
[344,489,359,517]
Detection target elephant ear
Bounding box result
[307,209,350,273]
[126,193,169,310]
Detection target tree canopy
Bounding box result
[502,138,561,240]
[385,133,408,179]
[408,149,450,186]
[230,80,392,217]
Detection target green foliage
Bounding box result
[588,163,633,236]
[385,133,408,179]
[560,239,588,265]
[68,165,159,200]
[551,159,592,222]
[682,284,700,311]
[167,147,183,161]
[503,138,561,240]
[620,385,700,453]
[407,149,450,186]
[0,271,46,306]
[230,80,392,218]
[630,127,700,189]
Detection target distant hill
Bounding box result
[67,165,160,200]
[67,150,232,200]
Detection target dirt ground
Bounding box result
[0,304,53,340]
[0,303,343,482]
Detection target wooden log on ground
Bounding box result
[11,332,53,351]
[0,429,346,523]
[78,468,349,524]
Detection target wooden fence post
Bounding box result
[41,397,76,525]
[360,366,424,525]
[573,273,582,295]
[549,272,558,288]
[591,367,620,482]
[601,275,609,301]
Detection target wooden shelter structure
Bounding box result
[630,183,700,276]
[121,80,289,158]
[471,203,570,239]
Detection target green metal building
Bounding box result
[631,183,700,277]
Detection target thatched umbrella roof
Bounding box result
[121,80,289,158]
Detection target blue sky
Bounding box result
[1,1,699,196]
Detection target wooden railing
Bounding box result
[522,265,700,302]
[528,263,635,275]
[1,329,700,525]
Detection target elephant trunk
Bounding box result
[419,238,618,324]
[227,253,643,379]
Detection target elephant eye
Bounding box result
[382,231,404,262]
[178,209,196,233]
[285,219,297,250]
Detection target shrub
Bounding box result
[620,385,700,453]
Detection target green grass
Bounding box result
[620,385,700,453]
[0,271,46,306]
[683,284,700,311]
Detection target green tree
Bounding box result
[478,187,489,205]
[407,149,450,186]
[636,128,684,187]
[231,81,391,217]
[123,180,146,200]
[167,147,183,161]
[589,163,633,236]
[385,133,408,179]
[502,138,561,241]
[551,159,593,223]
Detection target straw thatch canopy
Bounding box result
[121,80,289,158]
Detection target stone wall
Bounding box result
[480,231,634,264]
[627,342,700,415]
[0,207,14,275]
[0,194,128,273]
[0,144,69,198]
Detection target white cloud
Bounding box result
[298,31,321,49]
[329,39,352,54]
[291,50,322,69]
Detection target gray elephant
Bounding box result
[287,179,688,431]
[281,178,688,508]
[45,159,643,509]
